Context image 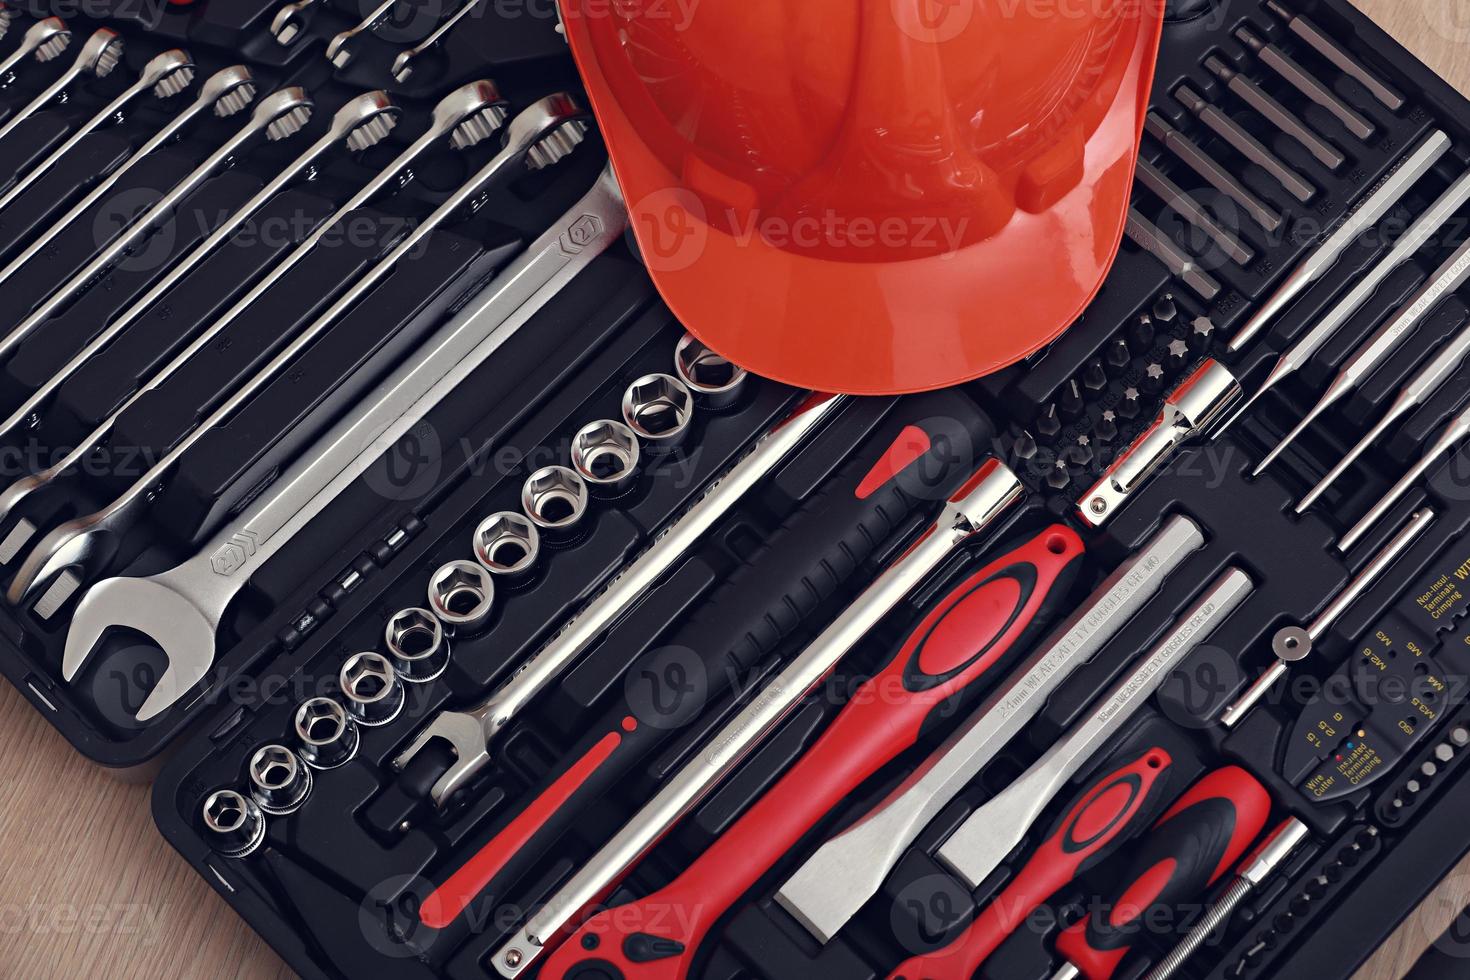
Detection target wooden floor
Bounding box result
[0,2,1466,978]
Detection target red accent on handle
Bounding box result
[419,729,626,929]
[537,526,1086,980]
[1055,766,1271,980]
[856,426,933,499]
[888,749,1174,980]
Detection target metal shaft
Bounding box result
[1176,84,1315,203]
[1125,208,1222,300]
[489,462,1026,977]
[1145,112,1282,233]
[1207,55,1344,171]
[1227,130,1451,354]
[1237,27,1376,141]
[1134,156,1254,265]
[1264,2,1405,111]
[936,569,1254,891]
[1340,405,1470,552]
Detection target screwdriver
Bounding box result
[888,746,1178,980]
[1341,404,1470,552]
[1218,166,1470,434]
[1253,235,1470,475]
[1050,767,1272,980]
[1226,130,1451,355]
[522,525,1087,980]
[1139,820,1312,980]
[1297,319,1470,512]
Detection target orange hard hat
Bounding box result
[560,0,1167,394]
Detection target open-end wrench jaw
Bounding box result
[391,707,494,806]
[6,484,153,617]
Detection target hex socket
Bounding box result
[387,604,453,680]
[521,465,589,538]
[202,789,266,858]
[570,419,641,494]
[675,334,747,409]
[473,511,541,578]
[339,652,405,727]
[294,697,360,769]
[423,563,494,636]
[621,373,694,451]
[247,744,313,815]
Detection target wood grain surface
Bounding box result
[0,2,1467,978]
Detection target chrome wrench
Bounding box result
[19,96,588,617]
[0,49,195,216]
[327,0,398,68]
[391,391,849,806]
[0,86,315,367]
[774,515,1206,944]
[0,18,71,87]
[0,80,504,567]
[935,568,1255,890]
[0,29,123,147]
[392,0,485,83]
[490,460,1026,977]
[61,137,611,723]
[0,65,259,296]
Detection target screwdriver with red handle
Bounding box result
[889,745,1177,980]
[533,524,1087,980]
[1051,767,1272,980]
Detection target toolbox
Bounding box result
[0,0,1469,978]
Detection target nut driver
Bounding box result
[1263,2,1405,112]
[1236,26,1376,142]
[1297,320,1470,512]
[391,392,851,807]
[1205,55,1345,171]
[1139,820,1311,980]
[1220,162,1470,434]
[0,28,123,147]
[526,526,1087,979]
[1133,156,1254,265]
[933,569,1254,893]
[1124,208,1222,300]
[57,113,601,724]
[1174,84,1315,203]
[1253,235,1470,475]
[489,460,1027,977]
[12,95,584,617]
[0,80,504,568]
[775,515,1206,945]
[1144,112,1282,233]
[0,91,399,494]
[1219,506,1436,727]
[0,49,195,217]
[889,746,1179,980]
[1340,404,1470,552]
[0,85,316,368]
[392,0,486,83]
[0,18,71,90]
[0,65,260,297]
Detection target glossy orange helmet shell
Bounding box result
[562,0,1167,394]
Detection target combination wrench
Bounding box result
[21,95,588,621]
[392,0,485,83]
[61,139,611,723]
[0,29,125,147]
[0,65,260,296]
[0,18,71,86]
[327,0,397,68]
[0,86,316,367]
[0,49,195,217]
[0,81,504,568]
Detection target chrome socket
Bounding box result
[425,562,495,635]
[293,697,360,770]
[521,465,589,538]
[387,604,453,679]
[202,789,266,858]
[247,744,313,816]
[622,373,694,451]
[571,419,641,494]
[473,511,540,579]
[675,334,747,409]
[340,652,405,727]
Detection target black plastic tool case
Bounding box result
[1,0,1468,977]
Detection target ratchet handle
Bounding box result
[1055,767,1271,980]
[536,526,1086,980]
[889,747,1176,980]
[418,410,989,930]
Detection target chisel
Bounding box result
[528,524,1086,980]
[936,569,1255,891]
[775,515,1206,945]
[489,460,1027,976]
[1050,767,1272,980]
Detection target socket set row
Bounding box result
[0,1,1466,980]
